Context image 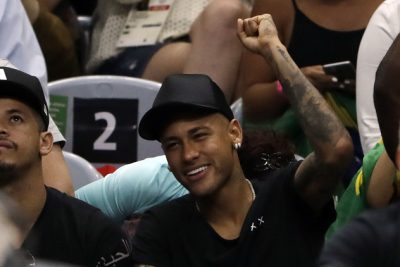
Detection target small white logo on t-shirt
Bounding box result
[250,216,265,232]
[0,69,7,80]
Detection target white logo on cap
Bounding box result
[0,69,7,80]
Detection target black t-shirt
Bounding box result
[318,200,400,267]
[132,162,335,267]
[22,187,133,267]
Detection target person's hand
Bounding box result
[301,65,356,94]
[331,78,356,95]
[301,65,339,93]
[237,14,281,57]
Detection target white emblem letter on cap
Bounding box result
[0,69,7,80]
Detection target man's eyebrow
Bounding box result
[161,136,178,144]
[5,108,23,114]
[161,126,210,142]
[188,126,209,135]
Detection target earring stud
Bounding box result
[234,142,241,150]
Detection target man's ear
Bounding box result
[228,119,243,145]
[39,131,53,156]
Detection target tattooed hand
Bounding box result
[237,14,280,58]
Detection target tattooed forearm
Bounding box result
[271,44,347,147]
[277,46,292,64]
[289,77,344,144]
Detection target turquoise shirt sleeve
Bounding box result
[75,156,188,222]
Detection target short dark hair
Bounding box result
[32,108,46,132]
[239,130,296,180]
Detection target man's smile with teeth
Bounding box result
[186,165,208,176]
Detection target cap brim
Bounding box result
[139,103,221,140]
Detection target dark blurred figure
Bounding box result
[69,0,97,15]
[22,0,81,81]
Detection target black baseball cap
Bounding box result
[0,66,49,130]
[139,74,234,140]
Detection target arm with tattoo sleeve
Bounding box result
[237,14,353,210]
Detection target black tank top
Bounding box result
[287,0,365,68]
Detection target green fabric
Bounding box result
[243,108,312,157]
[330,92,357,123]
[242,91,356,157]
[324,91,357,129]
[325,141,385,239]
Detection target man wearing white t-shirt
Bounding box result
[356,0,400,153]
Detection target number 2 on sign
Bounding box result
[93,112,117,151]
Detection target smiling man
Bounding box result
[131,14,353,267]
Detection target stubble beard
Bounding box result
[188,174,231,199]
[0,162,18,188]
